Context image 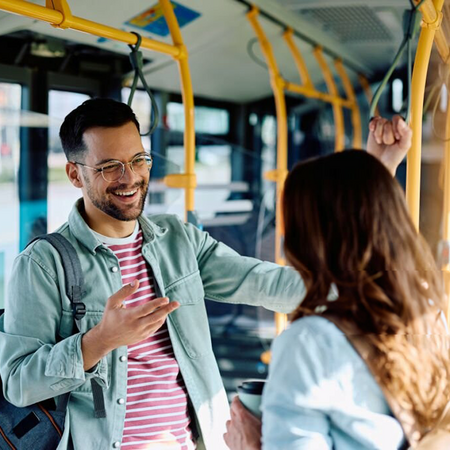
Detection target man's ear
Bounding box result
[66,162,83,188]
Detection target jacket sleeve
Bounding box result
[183,221,305,313]
[0,251,108,407]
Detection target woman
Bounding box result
[224,118,450,449]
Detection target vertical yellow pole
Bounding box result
[314,47,345,152]
[247,7,288,335]
[442,99,450,322]
[283,28,314,89]
[335,59,362,149]
[160,0,196,221]
[406,0,444,229]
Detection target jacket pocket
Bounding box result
[166,271,212,359]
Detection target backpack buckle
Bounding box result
[73,302,86,320]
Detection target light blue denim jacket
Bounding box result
[0,200,304,450]
[262,316,406,449]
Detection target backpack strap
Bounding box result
[28,233,106,419]
[30,233,86,331]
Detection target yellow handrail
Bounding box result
[335,59,362,149]
[282,30,355,110]
[247,6,288,336]
[283,28,314,89]
[245,5,365,340]
[314,47,345,152]
[443,104,450,322]
[0,0,181,57]
[0,0,197,220]
[406,0,445,229]
[416,0,448,63]
[284,82,354,109]
[159,0,197,219]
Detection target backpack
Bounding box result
[0,233,105,450]
[323,314,450,450]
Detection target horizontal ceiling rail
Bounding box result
[0,0,182,58]
[235,0,366,76]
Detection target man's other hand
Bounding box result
[367,115,412,176]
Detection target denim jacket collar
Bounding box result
[68,198,167,254]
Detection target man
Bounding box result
[0,99,411,450]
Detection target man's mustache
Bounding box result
[106,180,147,194]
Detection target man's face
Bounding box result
[76,122,150,222]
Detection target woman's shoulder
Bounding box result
[278,315,346,344]
[272,315,363,373]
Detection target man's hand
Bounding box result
[81,280,179,370]
[224,397,262,450]
[367,115,412,176]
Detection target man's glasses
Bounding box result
[71,153,153,182]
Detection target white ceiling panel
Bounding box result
[0,0,419,102]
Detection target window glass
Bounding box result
[167,103,229,134]
[48,90,91,232]
[0,82,22,309]
[121,88,151,152]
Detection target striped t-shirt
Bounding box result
[92,223,195,450]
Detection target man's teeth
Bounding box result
[114,190,137,197]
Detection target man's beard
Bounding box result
[84,176,149,221]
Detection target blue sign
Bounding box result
[126,2,201,37]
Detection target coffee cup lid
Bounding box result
[237,379,265,395]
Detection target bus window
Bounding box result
[0,82,22,309]
[48,90,91,232]
[121,88,151,152]
[167,103,229,135]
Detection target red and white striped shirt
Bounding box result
[94,225,195,450]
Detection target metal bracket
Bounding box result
[46,0,73,29]
[421,11,443,31]
[164,173,197,189]
[263,169,288,183]
[175,44,188,60]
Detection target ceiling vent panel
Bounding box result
[300,6,393,43]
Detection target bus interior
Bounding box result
[0,0,448,395]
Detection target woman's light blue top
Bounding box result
[261,316,406,449]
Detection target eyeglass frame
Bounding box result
[70,152,153,183]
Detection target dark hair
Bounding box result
[59,98,140,160]
[282,150,449,433]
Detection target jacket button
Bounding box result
[119,355,127,362]
[111,266,119,273]
[117,398,125,405]
[112,442,120,448]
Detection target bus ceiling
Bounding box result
[0,0,427,103]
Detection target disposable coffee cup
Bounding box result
[237,379,265,418]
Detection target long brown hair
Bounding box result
[282,150,450,432]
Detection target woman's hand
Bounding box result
[367,115,412,176]
[224,397,262,450]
